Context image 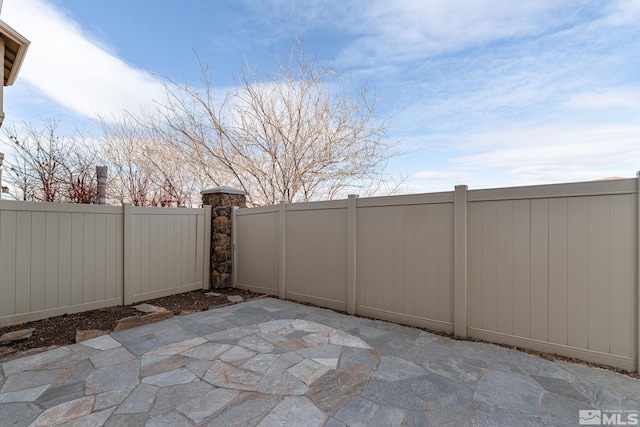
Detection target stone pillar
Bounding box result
[201,186,247,289]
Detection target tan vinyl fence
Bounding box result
[234,177,639,372]
[0,201,211,327]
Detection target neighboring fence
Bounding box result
[234,177,639,372]
[0,201,211,327]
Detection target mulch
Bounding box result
[0,288,263,361]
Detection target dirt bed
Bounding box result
[0,288,263,361]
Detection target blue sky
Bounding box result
[2,0,640,193]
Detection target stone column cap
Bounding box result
[201,186,248,196]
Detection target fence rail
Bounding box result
[0,201,211,327]
[234,176,640,372]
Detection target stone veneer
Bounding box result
[201,186,247,288]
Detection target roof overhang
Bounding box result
[0,18,29,86]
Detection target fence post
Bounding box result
[203,204,212,290]
[637,171,640,373]
[454,185,468,338]
[278,200,286,300]
[123,203,133,305]
[347,194,358,315]
[230,206,237,288]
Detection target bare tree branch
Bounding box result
[3,120,98,203]
[149,39,403,206]
[97,113,204,207]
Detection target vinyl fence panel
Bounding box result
[284,201,348,310]
[124,207,207,304]
[234,206,280,295]
[0,202,123,326]
[0,201,210,327]
[234,177,639,371]
[355,198,454,332]
[466,180,638,371]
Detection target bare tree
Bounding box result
[4,152,37,201]
[152,40,401,206]
[3,42,401,207]
[98,114,203,207]
[62,144,99,204]
[2,120,98,203]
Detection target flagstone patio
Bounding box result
[1,298,638,426]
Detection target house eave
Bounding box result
[0,18,29,86]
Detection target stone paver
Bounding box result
[29,395,95,426]
[114,383,158,414]
[80,335,121,351]
[0,384,49,403]
[141,367,196,387]
[0,297,638,426]
[0,328,35,344]
[473,370,545,412]
[84,360,140,394]
[258,396,326,427]
[334,397,380,426]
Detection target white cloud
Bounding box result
[599,0,640,25]
[337,0,599,65]
[563,88,640,110]
[2,0,166,119]
[410,169,474,188]
[451,124,640,182]
[242,0,604,67]
[459,134,631,165]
